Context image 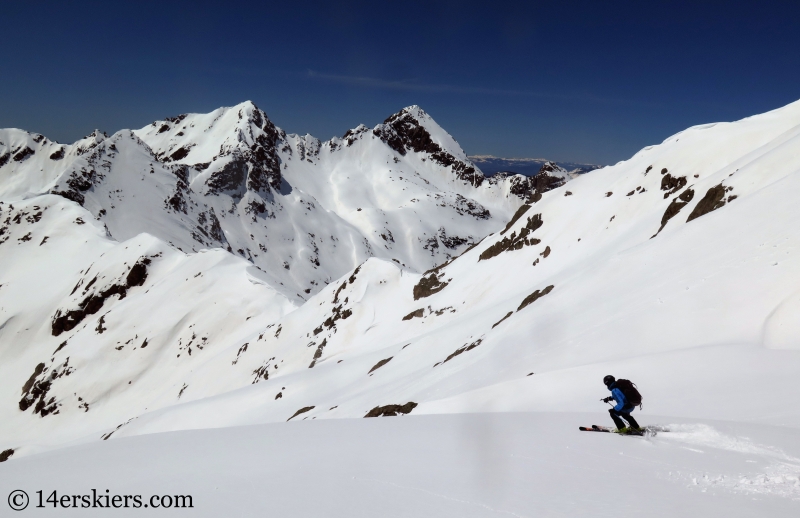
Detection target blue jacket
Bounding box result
[608,384,633,412]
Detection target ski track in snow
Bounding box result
[658,424,800,499]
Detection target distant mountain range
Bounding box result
[469,155,603,177]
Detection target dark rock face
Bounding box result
[500,204,531,235]
[654,189,695,235]
[206,154,248,195]
[373,109,484,187]
[438,227,468,249]
[0,152,10,167]
[126,261,148,286]
[364,402,417,417]
[74,131,107,155]
[166,103,282,195]
[368,357,393,374]
[49,147,65,160]
[167,146,191,162]
[51,258,151,336]
[49,142,109,205]
[311,303,353,336]
[166,166,191,214]
[402,308,424,320]
[20,363,45,400]
[244,199,271,222]
[165,114,188,125]
[687,184,728,222]
[373,111,438,156]
[491,162,568,203]
[441,338,483,364]
[0,449,13,462]
[66,168,97,192]
[342,125,369,146]
[245,125,282,192]
[532,162,568,192]
[12,146,35,162]
[452,194,490,220]
[492,311,513,328]
[661,173,688,198]
[308,338,327,368]
[422,236,439,257]
[252,362,269,382]
[479,213,543,261]
[332,275,352,305]
[413,273,449,300]
[501,176,538,203]
[51,189,85,205]
[287,406,315,421]
[18,358,74,417]
[518,285,555,311]
[437,153,485,188]
[199,209,225,242]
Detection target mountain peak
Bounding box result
[536,161,568,177]
[371,106,485,187]
[72,129,107,155]
[236,99,259,110]
[380,105,438,138]
[130,101,284,193]
[232,100,274,130]
[392,104,427,120]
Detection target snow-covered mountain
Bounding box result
[2,99,800,512]
[469,155,602,177]
[0,103,563,303]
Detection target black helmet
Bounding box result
[603,375,615,387]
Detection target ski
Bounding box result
[579,425,668,436]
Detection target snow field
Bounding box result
[2,413,799,517]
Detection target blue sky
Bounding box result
[2,0,799,164]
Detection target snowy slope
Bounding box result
[3,414,799,517]
[0,194,296,451]
[2,99,800,513]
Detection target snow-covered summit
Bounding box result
[133,100,283,194]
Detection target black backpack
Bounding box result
[615,379,643,408]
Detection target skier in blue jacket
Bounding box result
[603,375,641,432]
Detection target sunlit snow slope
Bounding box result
[5,414,800,517]
[1,100,800,512]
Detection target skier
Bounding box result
[602,375,641,433]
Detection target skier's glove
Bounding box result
[602,397,613,403]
